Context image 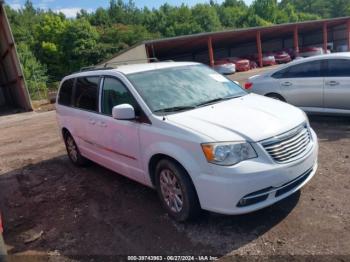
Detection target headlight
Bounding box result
[201,142,257,166]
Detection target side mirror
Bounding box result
[112,104,135,120]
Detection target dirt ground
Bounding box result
[0,67,350,260]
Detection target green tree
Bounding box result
[192,4,222,32]
[61,18,100,73]
[251,0,278,23]
[219,6,247,28]
[17,42,48,99]
[276,3,299,23]
[223,0,247,8]
[34,14,68,80]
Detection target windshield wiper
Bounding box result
[196,95,241,107]
[154,105,197,113]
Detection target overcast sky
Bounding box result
[7,0,254,18]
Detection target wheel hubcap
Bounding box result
[67,136,78,162]
[159,169,183,213]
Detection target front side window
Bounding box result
[127,65,246,113]
[326,59,350,77]
[74,76,100,112]
[101,77,136,116]
[273,60,323,78]
[58,78,74,106]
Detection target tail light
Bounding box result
[244,82,253,89]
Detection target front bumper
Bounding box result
[194,128,318,215]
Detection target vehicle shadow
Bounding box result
[0,155,300,258]
[309,115,350,142]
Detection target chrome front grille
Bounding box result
[262,124,312,163]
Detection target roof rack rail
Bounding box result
[79,66,114,72]
[80,66,96,72]
[103,57,159,68]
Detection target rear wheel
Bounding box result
[64,133,89,166]
[155,159,201,222]
[266,93,285,102]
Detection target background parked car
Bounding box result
[274,51,292,64]
[284,48,298,59]
[250,53,276,66]
[299,47,324,57]
[218,57,251,71]
[245,53,350,115]
[229,57,251,71]
[213,60,236,75]
[262,53,276,66]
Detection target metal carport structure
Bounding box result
[104,17,350,68]
[0,1,32,113]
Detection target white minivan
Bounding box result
[56,62,318,221]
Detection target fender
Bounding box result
[142,141,203,186]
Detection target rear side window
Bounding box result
[272,67,288,79]
[74,76,100,112]
[272,60,323,78]
[58,78,74,106]
[326,59,350,77]
[101,77,137,116]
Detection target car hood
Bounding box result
[166,94,306,142]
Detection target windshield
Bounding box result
[127,64,246,113]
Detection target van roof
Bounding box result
[65,61,200,80]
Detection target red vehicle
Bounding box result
[274,51,292,64]
[229,57,251,71]
[218,57,251,72]
[0,214,6,257]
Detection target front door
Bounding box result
[324,59,350,110]
[98,76,144,183]
[278,60,324,109]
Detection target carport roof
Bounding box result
[143,16,350,58]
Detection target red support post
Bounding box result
[293,26,299,56]
[323,22,328,53]
[347,20,350,51]
[208,37,214,67]
[256,31,263,68]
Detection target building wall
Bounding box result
[100,44,148,67]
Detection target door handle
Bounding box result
[326,81,339,86]
[281,81,292,87]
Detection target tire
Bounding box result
[266,93,285,102]
[155,159,201,222]
[64,133,89,166]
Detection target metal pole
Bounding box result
[256,31,263,68]
[208,37,214,67]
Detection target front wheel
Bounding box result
[155,159,201,222]
[64,133,89,166]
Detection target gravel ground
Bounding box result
[0,66,349,260]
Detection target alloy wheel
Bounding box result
[159,169,184,213]
[66,136,78,162]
